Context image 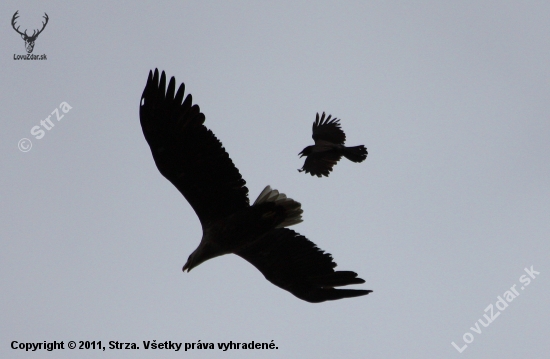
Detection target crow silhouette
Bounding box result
[299,113,368,177]
[139,70,371,303]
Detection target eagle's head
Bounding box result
[182,233,224,272]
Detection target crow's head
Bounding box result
[298,146,313,158]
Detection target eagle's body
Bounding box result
[182,186,303,271]
[299,113,368,177]
[140,69,371,302]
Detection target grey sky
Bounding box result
[1,1,549,358]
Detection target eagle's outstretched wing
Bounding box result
[312,112,346,145]
[236,228,371,303]
[140,69,249,227]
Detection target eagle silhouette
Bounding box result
[299,113,368,177]
[139,69,371,303]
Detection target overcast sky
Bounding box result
[1,1,549,358]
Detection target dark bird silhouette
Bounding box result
[298,113,368,177]
[139,69,371,303]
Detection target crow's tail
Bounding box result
[342,145,368,163]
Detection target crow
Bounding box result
[298,113,368,177]
[139,69,371,303]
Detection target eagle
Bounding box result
[298,113,368,177]
[139,69,371,303]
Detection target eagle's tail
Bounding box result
[342,145,368,163]
[253,186,303,228]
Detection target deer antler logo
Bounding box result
[12,11,49,54]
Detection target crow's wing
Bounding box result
[140,69,249,227]
[300,150,342,177]
[236,228,371,303]
[312,112,346,145]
